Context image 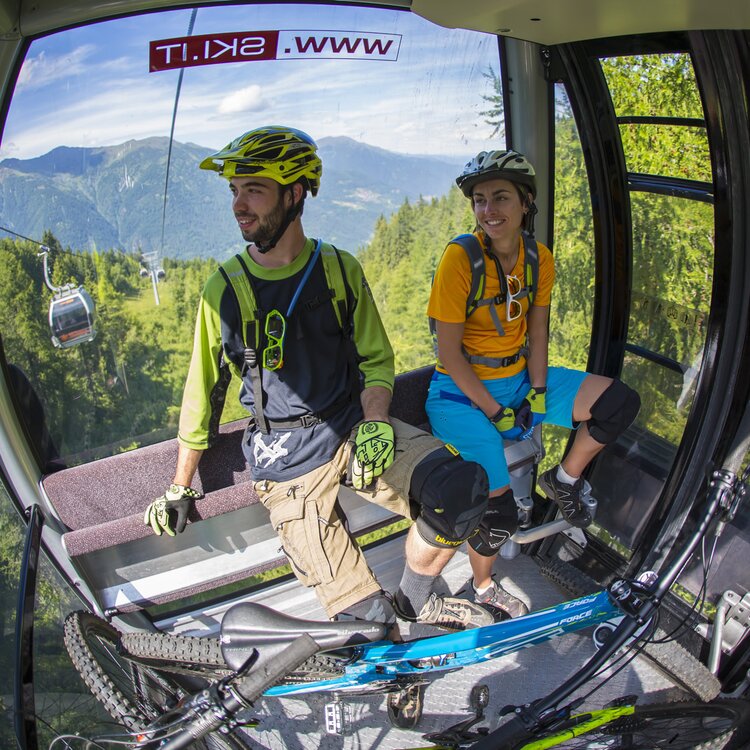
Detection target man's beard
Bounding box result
[239,194,287,245]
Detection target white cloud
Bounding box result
[16,45,96,90]
[0,76,180,158]
[0,139,19,157]
[1,7,500,160]
[217,84,268,114]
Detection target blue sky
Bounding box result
[1,3,501,160]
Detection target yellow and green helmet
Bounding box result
[199,126,322,196]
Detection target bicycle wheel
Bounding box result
[520,699,750,749]
[64,611,249,750]
[123,629,347,684]
[540,560,721,701]
[121,630,230,679]
[282,652,348,683]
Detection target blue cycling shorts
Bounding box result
[426,367,589,492]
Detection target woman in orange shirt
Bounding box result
[426,149,640,619]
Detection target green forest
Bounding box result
[0,53,717,746]
[0,54,711,464]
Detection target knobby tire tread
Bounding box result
[122,629,346,683]
[540,560,722,701]
[282,652,348,682]
[63,611,248,750]
[121,630,230,678]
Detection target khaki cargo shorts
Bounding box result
[253,418,444,617]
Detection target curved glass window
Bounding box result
[589,53,714,552]
[549,83,594,371]
[601,54,710,182]
[0,481,111,749]
[625,193,713,444]
[0,3,499,466]
[539,82,596,477]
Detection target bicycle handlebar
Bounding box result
[233,632,320,704]
[153,633,320,750]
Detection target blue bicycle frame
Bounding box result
[265,590,617,696]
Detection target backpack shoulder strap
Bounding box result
[320,242,354,335]
[218,252,261,350]
[450,233,486,318]
[218,253,271,433]
[319,242,359,402]
[429,233,488,362]
[430,233,538,370]
[521,232,539,306]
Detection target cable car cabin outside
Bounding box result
[48,288,96,349]
[0,1,749,746]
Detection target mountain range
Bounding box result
[0,136,460,260]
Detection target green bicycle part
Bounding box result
[520,705,634,749]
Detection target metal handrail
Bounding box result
[14,502,44,750]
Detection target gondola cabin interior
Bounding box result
[0,0,748,746]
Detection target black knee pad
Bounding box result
[335,591,396,626]
[411,446,489,549]
[468,488,519,557]
[587,380,641,444]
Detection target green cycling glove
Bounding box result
[144,483,202,536]
[352,420,395,489]
[490,405,522,440]
[514,386,547,440]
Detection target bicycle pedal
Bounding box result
[324,700,350,735]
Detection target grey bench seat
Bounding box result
[47,421,255,558]
[45,365,435,559]
[41,365,540,614]
[37,367,436,613]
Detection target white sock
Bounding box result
[473,580,493,596]
[556,465,579,485]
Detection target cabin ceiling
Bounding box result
[0,0,748,42]
[411,0,750,44]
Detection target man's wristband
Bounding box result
[166,483,201,500]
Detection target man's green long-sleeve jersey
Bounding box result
[177,238,395,481]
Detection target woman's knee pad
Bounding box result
[587,380,641,444]
[468,488,519,557]
[411,446,489,549]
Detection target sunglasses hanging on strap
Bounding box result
[485,253,524,337]
[259,237,323,372]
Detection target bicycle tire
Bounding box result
[282,652,348,682]
[517,698,750,749]
[123,630,347,684]
[64,611,249,750]
[122,630,230,679]
[540,560,722,700]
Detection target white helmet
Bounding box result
[456,149,536,198]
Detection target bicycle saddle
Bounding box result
[220,601,387,672]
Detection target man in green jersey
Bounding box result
[144,126,506,631]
